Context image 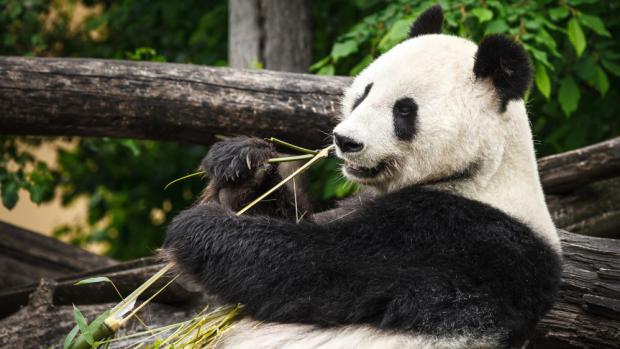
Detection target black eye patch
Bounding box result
[351,83,373,111]
[392,97,418,141]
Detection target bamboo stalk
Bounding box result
[266,137,319,155]
[267,154,314,163]
[236,145,334,216]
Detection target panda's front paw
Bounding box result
[201,136,278,185]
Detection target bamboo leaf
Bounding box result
[63,325,79,349]
[75,277,113,286]
[164,171,205,190]
[88,310,111,332]
[567,18,586,57]
[73,305,95,346]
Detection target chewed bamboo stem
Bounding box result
[267,154,315,163]
[266,137,319,155]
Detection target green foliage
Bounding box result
[0,137,58,210]
[52,138,207,260]
[0,0,222,259]
[311,0,620,155]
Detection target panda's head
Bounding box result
[333,5,532,192]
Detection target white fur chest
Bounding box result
[215,319,498,349]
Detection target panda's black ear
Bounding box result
[473,35,533,111]
[409,5,443,38]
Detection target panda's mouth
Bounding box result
[343,160,387,178]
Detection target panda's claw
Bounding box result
[201,136,278,185]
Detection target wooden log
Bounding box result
[0,56,348,146]
[0,257,199,318]
[533,231,620,349]
[547,177,620,239]
[538,137,620,194]
[0,221,117,290]
[0,230,618,348]
[0,279,200,349]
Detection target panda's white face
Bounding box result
[333,34,505,192]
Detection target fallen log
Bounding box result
[0,257,199,318]
[0,57,347,146]
[547,177,620,239]
[0,230,617,348]
[539,137,620,194]
[0,221,117,290]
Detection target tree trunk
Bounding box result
[228,0,312,72]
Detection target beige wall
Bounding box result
[0,141,87,240]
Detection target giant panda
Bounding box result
[164,5,562,349]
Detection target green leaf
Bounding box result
[558,76,580,117]
[548,7,569,21]
[593,66,609,95]
[120,140,141,156]
[377,18,412,52]
[330,40,358,61]
[601,58,620,77]
[317,65,335,76]
[1,181,19,210]
[484,19,509,35]
[63,325,80,349]
[567,18,586,57]
[75,276,113,286]
[535,63,551,99]
[309,56,331,72]
[579,14,612,37]
[73,305,95,346]
[29,186,45,204]
[471,8,493,23]
[88,310,110,332]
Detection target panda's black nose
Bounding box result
[334,133,364,153]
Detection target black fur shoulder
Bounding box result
[164,186,561,348]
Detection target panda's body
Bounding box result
[164,6,562,349]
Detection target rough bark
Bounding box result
[228,0,261,69]
[547,177,620,239]
[228,0,312,72]
[0,231,618,348]
[538,137,620,194]
[0,221,116,290]
[0,262,201,319]
[0,57,347,147]
[262,0,312,72]
[532,231,620,349]
[0,279,201,349]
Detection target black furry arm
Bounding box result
[164,187,561,347]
